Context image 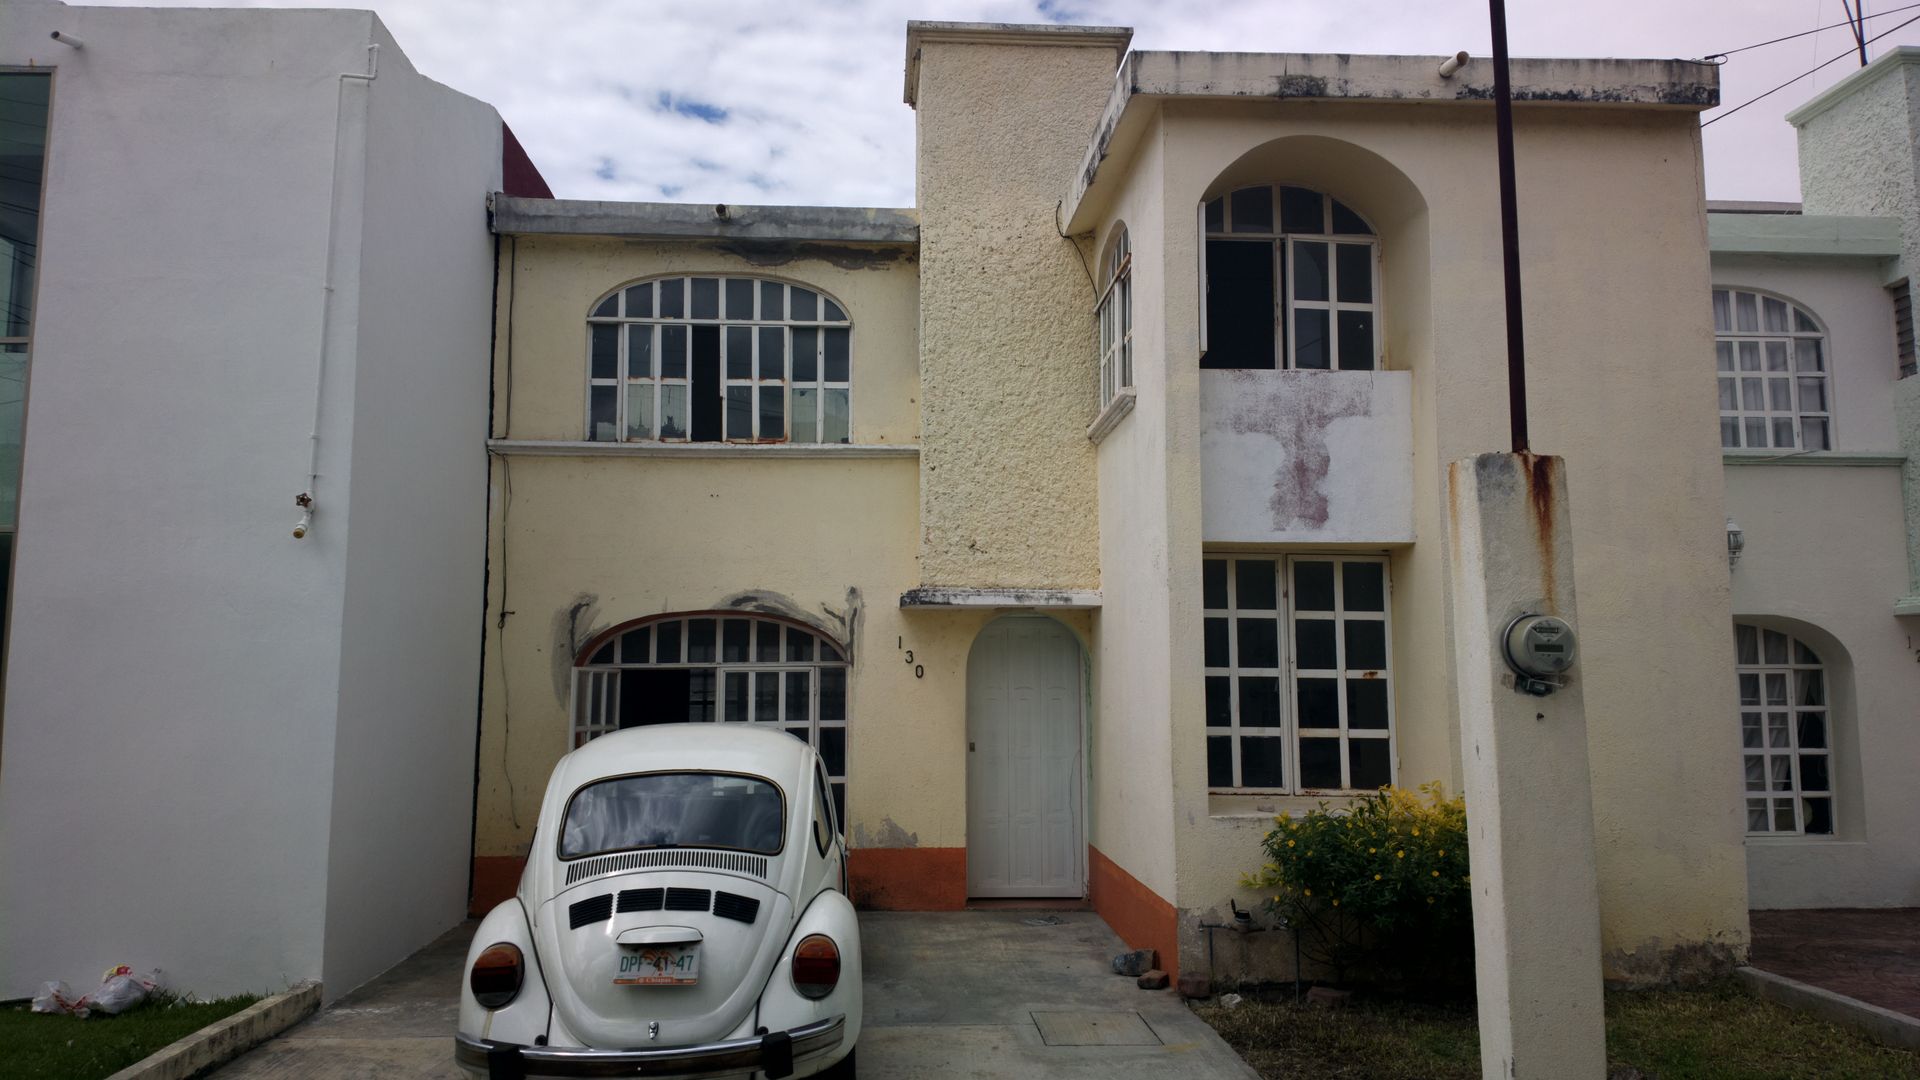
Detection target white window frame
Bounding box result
[585,276,852,445]
[1712,288,1831,452]
[1096,226,1132,409]
[1735,623,1834,837]
[1204,554,1395,794]
[572,614,851,819]
[1202,185,1383,371]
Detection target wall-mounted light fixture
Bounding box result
[1726,517,1745,568]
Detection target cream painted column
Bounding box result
[1445,453,1605,1080]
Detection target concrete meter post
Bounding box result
[1445,453,1606,1079]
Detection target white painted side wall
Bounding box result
[0,3,373,997]
[1199,369,1414,543]
[321,21,500,999]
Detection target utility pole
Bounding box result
[1489,0,1529,453]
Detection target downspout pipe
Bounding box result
[297,43,379,538]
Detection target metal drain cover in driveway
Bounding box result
[1031,1010,1163,1046]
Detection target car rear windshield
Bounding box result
[560,772,785,859]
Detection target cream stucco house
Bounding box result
[474,21,1757,985]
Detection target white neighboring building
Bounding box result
[0,0,545,1000]
[1709,48,1920,910]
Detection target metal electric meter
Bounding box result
[1502,613,1577,697]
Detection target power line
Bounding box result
[1702,0,1920,60]
[1703,12,1920,127]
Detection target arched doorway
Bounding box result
[966,616,1083,898]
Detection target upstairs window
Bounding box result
[1713,289,1829,451]
[1096,225,1132,409]
[1202,186,1380,371]
[587,276,851,444]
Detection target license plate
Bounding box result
[614,945,698,986]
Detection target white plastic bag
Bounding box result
[89,965,160,1016]
[31,981,90,1018]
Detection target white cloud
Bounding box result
[86,0,1920,205]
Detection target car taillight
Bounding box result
[791,934,840,1000]
[470,943,523,1009]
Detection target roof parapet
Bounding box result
[489,195,919,243]
[1786,45,1920,127]
[903,20,1132,107]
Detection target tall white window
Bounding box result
[1204,555,1394,792]
[1713,289,1830,451]
[587,276,851,445]
[1096,225,1132,408]
[1202,186,1380,371]
[1736,623,1833,836]
[574,614,849,824]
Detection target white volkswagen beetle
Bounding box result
[456,724,860,1079]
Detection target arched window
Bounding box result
[586,276,851,445]
[1713,289,1830,451]
[1735,623,1832,836]
[574,614,849,823]
[1096,225,1132,408]
[1201,185,1379,371]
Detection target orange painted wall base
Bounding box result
[471,848,971,915]
[848,848,968,910]
[1088,845,1180,978]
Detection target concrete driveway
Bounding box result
[213,910,1256,1079]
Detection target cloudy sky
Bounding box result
[97,0,1920,207]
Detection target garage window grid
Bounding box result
[587,277,851,444]
[1202,185,1380,372]
[574,615,849,825]
[1712,289,1830,451]
[1736,624,1832,837]
[1205,555,1394,793]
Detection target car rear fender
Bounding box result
[757,888,862,1057]
[458,897,553,1046]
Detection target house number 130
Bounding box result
[899,636,924,679]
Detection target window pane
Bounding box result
[1735,291,1758,331]
[1204,617,1229,668]
[1240,677,1282,727]
[1347,678,1389,729]
[592,294,618,318]
[1295,309,1330,370]
[659,384,689,440]
[1738,672,1759,705]
[590,386,618,441]
[1720,417,1740,448]
[1803,797,1833,835]
[1768,713,1790,748]
[725,278,754,319]
[1764,630,1789,664]
[725,672,748,722]
[1235,560,1277,610]
[759,385,784,439]
[1738,341,1761,371]
[1801,417,1830,451]
[785,671,809,724]
[1241,738,1286,788]
[691,277,719,319]
[791,328,818,381]
[1230,186,1272,232]
[759,327,785,380]
[1205,197,1224,233]
[1773,800,1796,832]
[1337,311,1374,370]
[1764,341,1789,372]
[823,297,846,322]
[1795,308,1819,333]
[791,387,818,443]
[824,328,850,381]
[686,618,716,663]
[1747,799,1769,833]
[1794,639,1819,664]
[1336,244,1372,303]
[1763,297,1789,332]
[1206,676,1231,727]
[592,324,620,380]
[823,389,850,443]
[1717,378,1737,411]
[1207,736,1233,787]
[760,281,784,320]
[626,282,653,318]
[1343,563,1385,611]
[1201,240,1276,370]
[1770,755,1793,791]
[1768,378,1791,411]
[1716,342,1734,371]
[755,671,779,723]
[1744,755,1765,792]
[1295,561,1336,611]
[1794,338,1823,372]
[749,622,779,663]
[1349,740,1390,790]
[1203,559,1228,609]
[625,383,654,440]
[1712,290,1730,332]
[819,727,846,777]
[1772,418,1796,449]
[626,324,653,379]
[656,621,682,663]
[1736,625,1759,664]
[1296,619,1337,670]
[1741,712,1761,748]
[1799,754,1829,793]
[1238,618,1280,668]
[1299,738,1341,789]
[722,619,750,662]
[726,385,753,439]
[1765,670,1788,704]
[792,287,818,321]
[726,326,753,379]
[819,668,846,722]
[1297,678,1339,728]
[1797,377,1827,412]
[1330,199,1371,235]
[661,325,688,378]
[1741,378,1764,411]
[1796,669,1825,707]
[659,278,684,318]
[1344,621,1387,670]
[622,626,651,663]
[1796,713,1827,749]
[1294,242,1329,302]
[1280,186,1323,233]
[1745,417,1768,447]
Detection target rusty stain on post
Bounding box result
[1524,453,1558,610]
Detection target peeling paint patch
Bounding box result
[852,816,920,849]
[552,594,601,703]
[712,241,914,271]
[712,587,861,658]
[1214,370,1374,531]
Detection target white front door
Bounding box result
[966,616,1083,898]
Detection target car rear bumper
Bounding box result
[454,1014,845,1079]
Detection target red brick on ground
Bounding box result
[1749,908,1920,1019]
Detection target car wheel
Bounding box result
[816,1047,856,1078]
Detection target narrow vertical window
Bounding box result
[1095,225,1132,410]
[1712,289,1831,451]
[0,73,50,681]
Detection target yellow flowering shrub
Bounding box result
[1243,782,1472,983]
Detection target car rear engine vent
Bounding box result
[664,887,711,912]
[617,888,664,913]
[713,891,761,924]
[568,893,613,930]
[564,849,770,885]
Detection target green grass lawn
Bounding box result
[0,991,260,1080]
[1196,980,1920,1080]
